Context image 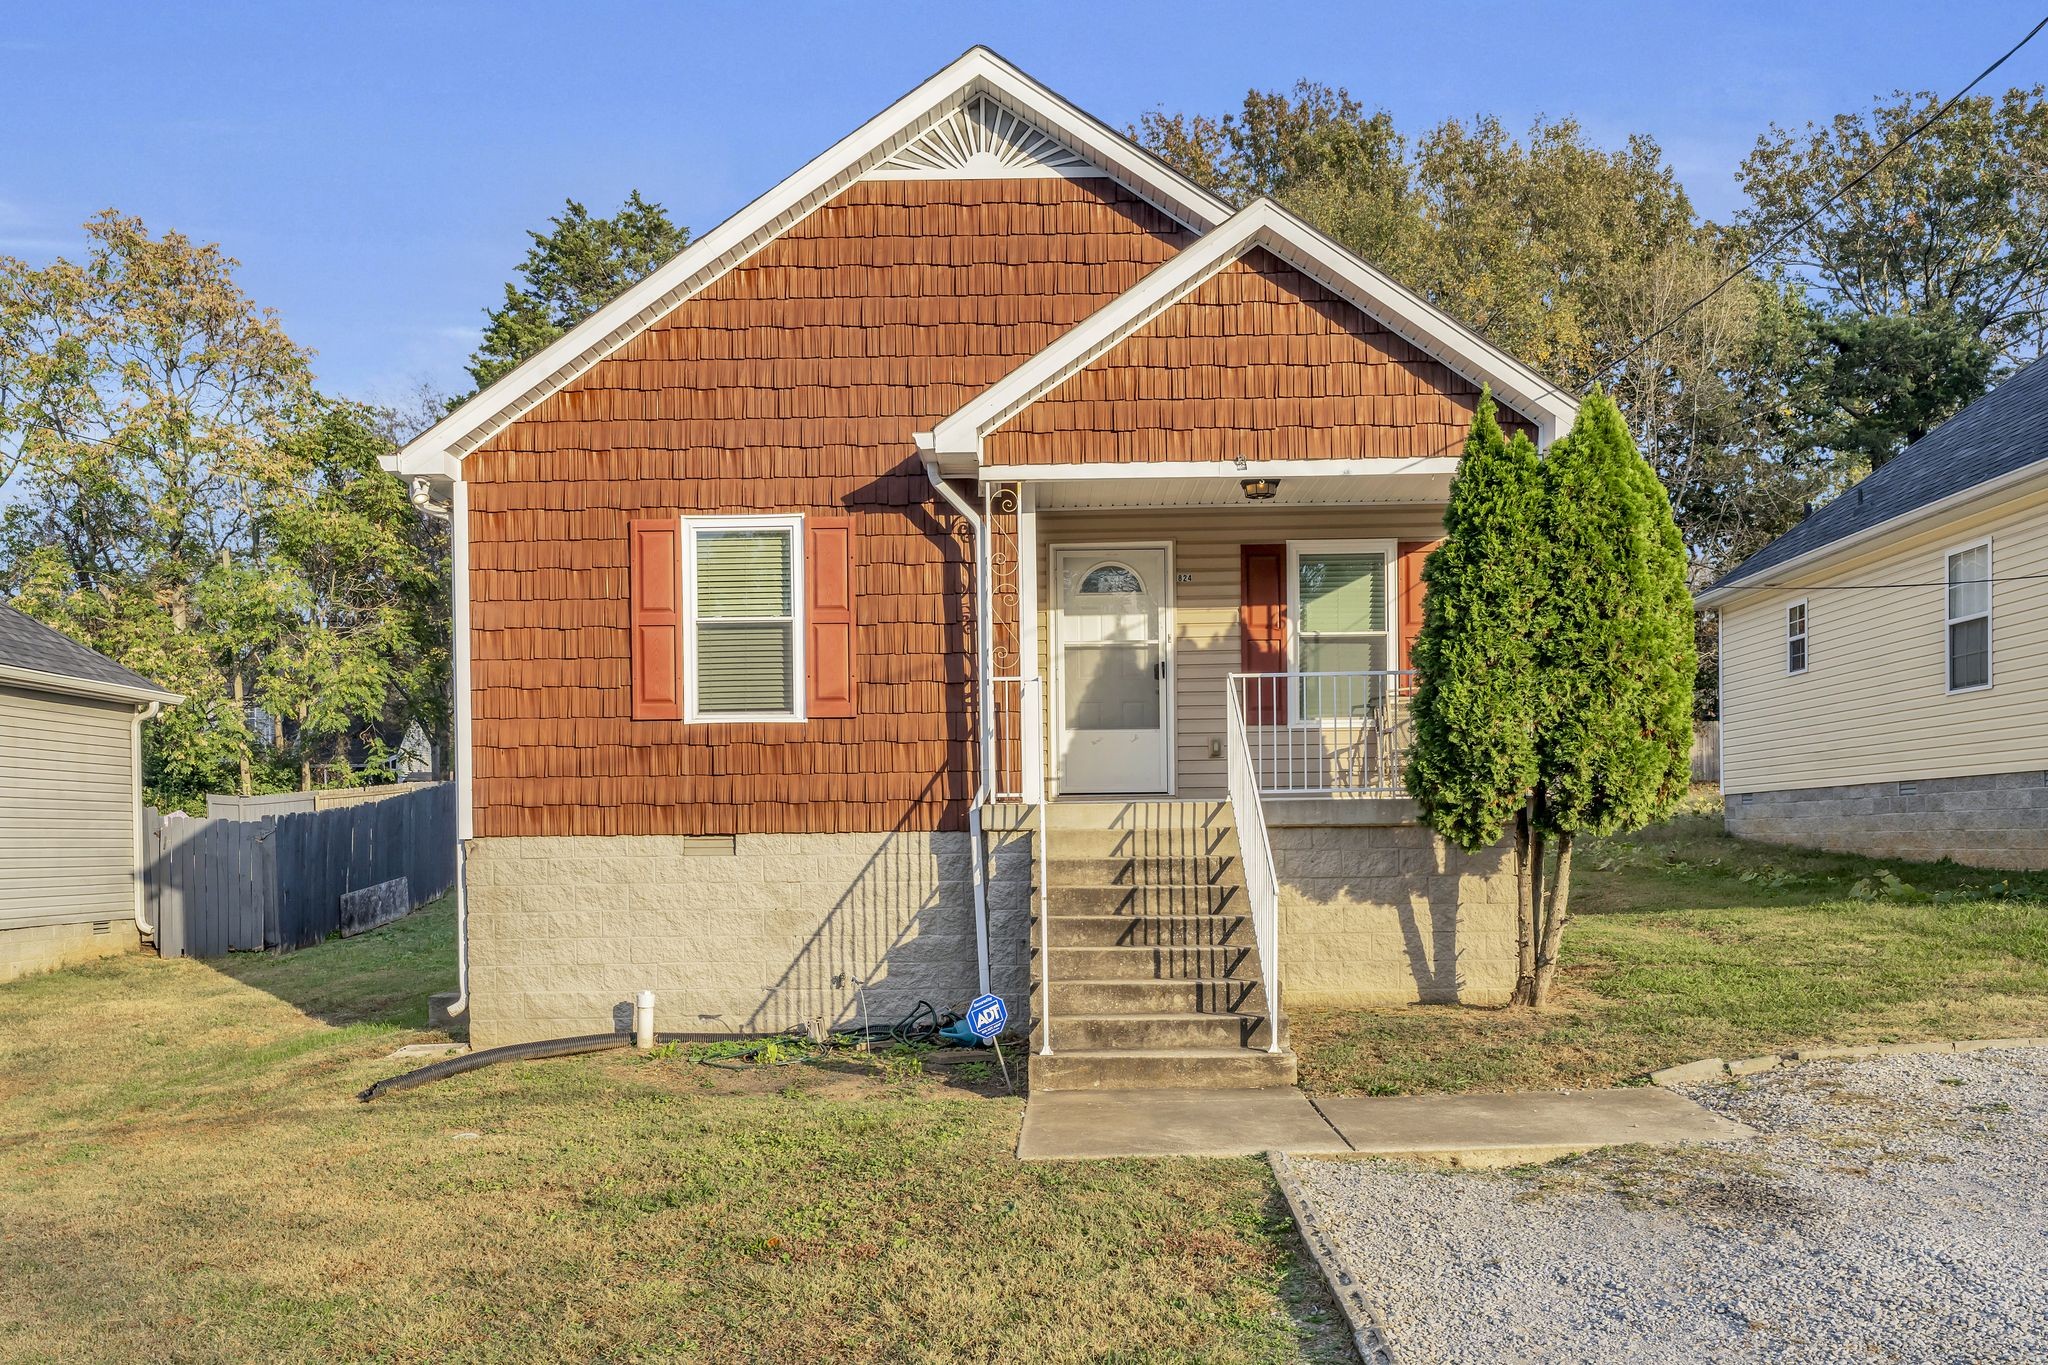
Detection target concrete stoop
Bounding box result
[1028,801,1295,1092]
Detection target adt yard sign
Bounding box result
[966,993,1007,1041]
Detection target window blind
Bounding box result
[694,528,794,714]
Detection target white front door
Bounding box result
[1054,547,1171,794]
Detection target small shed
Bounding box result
[0,605,181,982]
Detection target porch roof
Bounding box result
[981,457,1458,509]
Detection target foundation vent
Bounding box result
[91,921,112,936]
[1898,781,1918,797]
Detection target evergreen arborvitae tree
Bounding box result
[1529,391,1696,1001]
[1405,394,1545,999]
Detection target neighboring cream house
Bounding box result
[1699,360,2048,871]
[0,605,182,981]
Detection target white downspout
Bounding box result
[132,701,162,937]
[923,457,994,997]
[414,475,471,1020]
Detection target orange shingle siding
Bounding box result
[465,178,1189,837]
[985,248,1537,464]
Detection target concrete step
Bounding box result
[1039,913,1251,947]
[1046,944,1254,981]
[1046,855,1238,888]
[1048,1011,1275,1051]
[1028,1047,1297,1092]
[1042,976,1269,1016]
[1039,826,1239,860]
[1045,883,1244,915]
[1042,800,1232,831]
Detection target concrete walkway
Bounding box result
[1017,1085,1749,1162]
[1313,1086,1752,1166]
[1019,1088,1350,1160]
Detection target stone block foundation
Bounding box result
[1267,798,1519,1007]
[464,828,1033,1048]
[1725,771,2048,871]
[1,918,141,985]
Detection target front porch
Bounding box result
[960,479,1517,1092]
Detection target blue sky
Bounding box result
[6,1,2046,405]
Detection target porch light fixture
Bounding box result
[1240,477,1280,501]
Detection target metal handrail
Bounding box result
[1228,670,1419,796]
[1224,679,1283,1054]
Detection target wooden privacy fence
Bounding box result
[1691,721,1721,783]
[144,782,456,959]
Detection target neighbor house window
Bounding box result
[1786,600,1808,674]
[1288,540,1395,720]
[686,515,804,720]
[1945,540,1992,692]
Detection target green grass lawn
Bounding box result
[0,903,1348,1364]
[1293,799,2048,1096]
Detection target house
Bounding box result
[0,605,182,982]
[1699,359,2048,871]
[384,49,1576,1087]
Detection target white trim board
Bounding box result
[925,198,1579,469]
[979,457,1462,483]
[0,664,181,708]
[383,47,1231,486]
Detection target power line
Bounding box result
[1526,12,2048,412]
[1739,572,2048,592]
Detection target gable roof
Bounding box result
[384,47,1233,485]
[0,604,181,706]
[1700,358,2048,604]
[924,197,1579,470]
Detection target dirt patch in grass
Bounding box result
[1295,805,2048,1097]
[0,901,1350,1363]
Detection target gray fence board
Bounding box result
[143,783,455,960]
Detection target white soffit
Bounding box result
[1029,471,1454,510]
[382,47,1231,482]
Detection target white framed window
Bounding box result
[1287,539,1398,721]
[1945,539,1992,693]
[1785,599,1808,675]
[683,514,805,722]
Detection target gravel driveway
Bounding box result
[1290,1046,2048,1363]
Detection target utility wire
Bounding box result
[1525,12,2048,411]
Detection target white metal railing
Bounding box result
[1224,678,1283,1054]
[1227,670,1419,796]
[991,676,1044,803]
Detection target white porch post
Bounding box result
[1018,483,1044,803]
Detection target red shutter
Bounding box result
[1397,539,1440,674]
[806,516,857,719]
[1239,543,1287,725]
[629,518,683,720]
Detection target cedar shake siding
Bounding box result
[985,248,1535,465]
[465,178,1190,838]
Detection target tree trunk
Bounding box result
[1509,800,1537,1005]
[1531,831,1576,1007]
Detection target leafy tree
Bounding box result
[1405,394,1544,996]
[1528,392,1695,1002]
[464,191,691,392]
[1,213,448,808]
[1738,86,2048,361]
[1407,395,1693,1006]
[1784,308,1998,471]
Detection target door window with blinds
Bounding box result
[1287,541,1396,721]
[686,515,804,721]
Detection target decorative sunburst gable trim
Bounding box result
[869,96,1102,179]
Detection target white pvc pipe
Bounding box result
[634,990,656,1048]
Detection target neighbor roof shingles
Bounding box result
[1709,358,2048,595]
[0,604,175,699]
